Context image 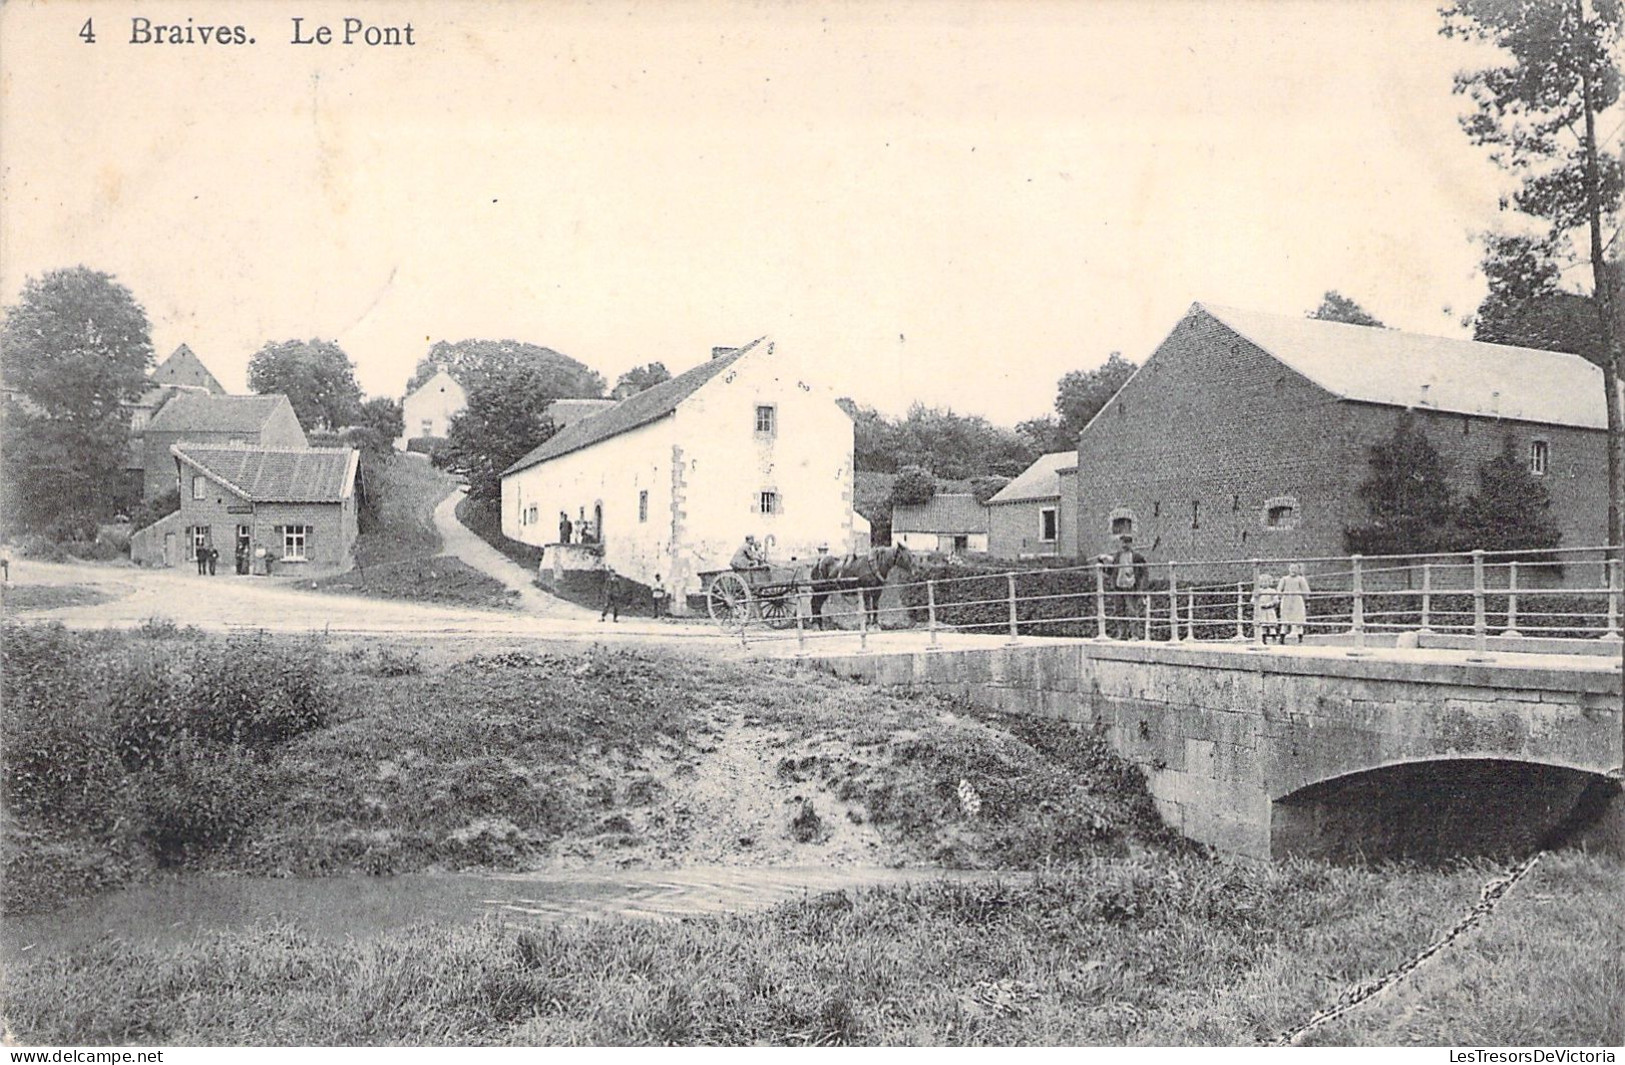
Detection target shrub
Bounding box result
[179,633,337,747]
[135,735,266,865]
[406,435,450,467]
[890,465,936,507]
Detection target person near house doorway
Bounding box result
[196,542,208,576]
[651,574,669,618]
[1096,534,1148,639]
[235,542,248,575]
[559,511,573,544]
[600,566,622,623]
[206,546,219,576]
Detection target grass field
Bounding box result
[3,625,1619,1046]
[5,853,1617,1045]
[305,454,517,610]
[0,583,114,614]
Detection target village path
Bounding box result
[430,487,597,620]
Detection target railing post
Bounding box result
[1167,562,1181,642]
[1142,588,1152,642]
[927,578,940,649]
[1502,561,1521,638]
[1471,549,1489,658]
[795,584,806,655]
[1418,561,1433,635]
[1250,559,1262,643]
[1603,558,1622,642]
[1094,562,1109,640]
[1233,581,1247,641]
[1006,572,1020,646]
[1349,554,1367,653]
[1186,586,1196,642]
[859,594,868,652]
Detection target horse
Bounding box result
[807,544,915,630]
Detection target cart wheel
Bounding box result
[760,593,797,629]
[707,571,751,627]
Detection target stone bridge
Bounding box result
[812,640,1622,859]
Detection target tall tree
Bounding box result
[355,395,405,443]
[1473,233,1609,360]
[248,339,362,432]
[611,362,672,399]
[406,339,605,400]
[1345,414,1459,556]
[1456,435,1563,562]
[444,373,560,504]
[0,267,154,530]
[1054,352,1138,441]
[1443,0,1623,543]
[1308,291,1386,327]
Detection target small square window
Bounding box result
[1262,495,1300,531]
[759,490,780,515]
[755,405,776,434]
[1529,439,1549,476]
[638,490,649,523]
[282,524,309,561]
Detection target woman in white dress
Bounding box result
[1279,562,1311,643]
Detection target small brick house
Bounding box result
[162,445,360,572]
[140,394,307,499]
[124,344,231,498]
[986,451,1080,559]
[1074,302,1608,578]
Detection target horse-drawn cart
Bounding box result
[698,565,806,629]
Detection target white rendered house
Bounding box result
[398,368,467,447]
[500,338,863,612]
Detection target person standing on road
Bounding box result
[206,546,219,576]
[600,566,622,622]
[196,542,208,575]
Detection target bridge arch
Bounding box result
[1269,756,1619,864]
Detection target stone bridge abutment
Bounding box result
[812,641,1622,859]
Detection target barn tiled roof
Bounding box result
[987,452,1077,505]
[147,393,293,435]
[504,338,766,476]
[892,494,989,534]
[172,446,358,503]
[1198,303,1606,430]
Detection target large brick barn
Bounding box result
[1073,303,1608,575]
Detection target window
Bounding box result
[1262,495,1299,531]
[755,405,776,435]
[192,474,207,500]
[1109,508,1135,537]
[525,505,538,525]
[189,526,208,560]
[421,418,433,434]
[759,490,781,515]
[282,524,310,561]
[131,410,149,431]
[638,490,649,523]
[1040,507,1058,542]
[1529,439,1549,476]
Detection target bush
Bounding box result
[130,487,181,534]
[135,735,266,866]
[969,475,1011,504]
[890,465,936,507]
[407,435,450,467]
[180,634,337,747]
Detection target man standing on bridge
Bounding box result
[1097,534,1149,639]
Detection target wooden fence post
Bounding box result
[1006,572,1020,646]
[1094,562,1109,640]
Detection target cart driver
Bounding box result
[731,534,767,570]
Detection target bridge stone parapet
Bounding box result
[811,641,1622,859]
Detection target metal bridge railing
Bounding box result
[725,543,1624,659]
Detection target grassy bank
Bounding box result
[5,852,1618,1045]
[307,454,517,610]
[2,627,1175,912]
[1,583,114,614]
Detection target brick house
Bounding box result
[139,393,307,499]
[986,451,1079,559]
[891,494,989,554]
[124,344,231,498]
[1073,303,1607,578]
[156,445,360,572]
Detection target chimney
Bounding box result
[712,346,739,360]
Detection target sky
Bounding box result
[0,0,1584,427]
